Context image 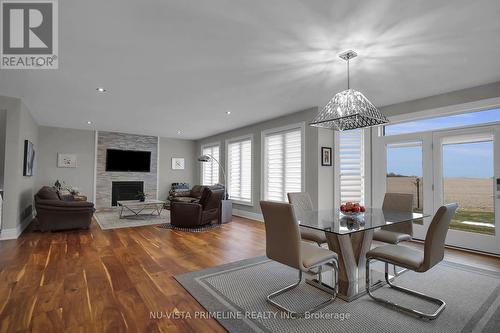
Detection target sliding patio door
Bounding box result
[433,125,500,254]
[373,123,500,254]
[372,131,434,241]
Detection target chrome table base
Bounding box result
[306,263,393,302]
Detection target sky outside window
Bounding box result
[388,141,493,179]
[387,144,422,177]
[443,141,493,178]
[385,109,498,179]
[385,108,500,136]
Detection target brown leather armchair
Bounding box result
[34,187,95,231]
[170,187,224,227]
[169,185,205,204]
[168,184,225,206]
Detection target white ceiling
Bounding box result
[1,0,500,139]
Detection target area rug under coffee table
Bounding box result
[175,256,500,333]
[95,209,170,230]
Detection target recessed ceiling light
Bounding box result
[226,111,231,115]
[96,87,106,93]
[87,121,92,125]
[177,130,182,135]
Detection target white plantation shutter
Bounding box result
[201,144,220,185]
[339,129,364,204]
[264,127,303,202]
[227,138,252,203]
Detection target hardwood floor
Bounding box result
[0,216,498,333]
[0,217,265,333]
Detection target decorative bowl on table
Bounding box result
[339,202,365,218]
[340,211,364,218]
[339,215,365,230]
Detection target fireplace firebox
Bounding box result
[111,181,144,206]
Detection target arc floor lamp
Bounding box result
[197,154,232,223]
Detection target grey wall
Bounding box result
[1,96,39,231]
[36,126,96,200]
[0,109,6,188]
[196,107,321,215]
[37,129,196,205]
[380,81,500,117]
[158,137,197,201]
[36,128,197,205]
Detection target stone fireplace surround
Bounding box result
[95,131,158,210]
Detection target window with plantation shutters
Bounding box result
[227,137,252,203]
[339,129,365,205]
[263,126,303,202]
[201,144,220,186]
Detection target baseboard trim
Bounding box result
[232,209,263,222]
[0,228,18,240]
[0,216,32,240]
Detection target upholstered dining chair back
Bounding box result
[421,203,458,271]
[260,201,302,270]
[287,192,313,211]
[382,193,414,212]
[381,193,414,235]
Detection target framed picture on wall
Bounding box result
[172,158,185,170]
[321,147,332,166]
[23,140,35,176]
[58,153,78,168]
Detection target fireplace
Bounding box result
[111,181,144,206]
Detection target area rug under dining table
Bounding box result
[175,256,500,333]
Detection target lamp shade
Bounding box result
[310,89,388,131]
[197,154,211,162]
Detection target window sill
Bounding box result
[229,199,254,207]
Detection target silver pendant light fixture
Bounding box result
[310,50,388,131]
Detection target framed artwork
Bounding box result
[23,140,35,176]
[172,158,185,170]
[321,147,332,166]
[57,153,77,168]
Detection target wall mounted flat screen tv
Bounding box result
[106,149,151,172]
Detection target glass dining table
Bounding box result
[295,208,428,301]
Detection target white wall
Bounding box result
[36,126,96,200]
[1,96,39,235]
[318,128,334,210]
[158,137,197,201]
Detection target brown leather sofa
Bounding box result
[34,186,95,231]
[170,187,224,228]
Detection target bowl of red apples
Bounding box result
[340,202,365,218]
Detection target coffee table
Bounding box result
[117,200,166,219]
